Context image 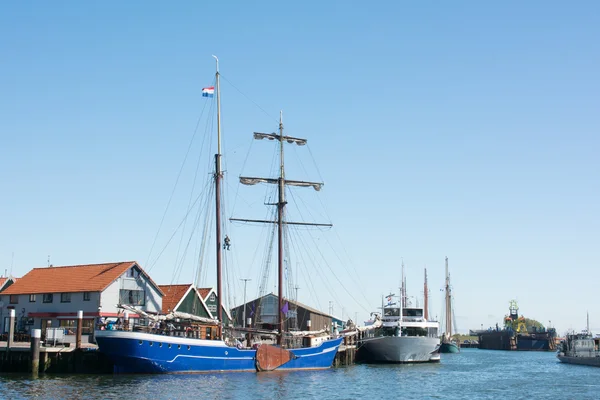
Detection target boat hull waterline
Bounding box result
[440,341,460,354]
[95,330,343,373]
[557,355,600,367]
[358,336,441,363]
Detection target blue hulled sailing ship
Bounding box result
[95,57,342,373]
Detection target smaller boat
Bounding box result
[440,257,460,354]
[557,314,600,367]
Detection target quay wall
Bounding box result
[0,345,113,374]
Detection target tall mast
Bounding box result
[401,259,406,309]
[213,55,223,330]
[232,113,331,346]
[277,111,285,344]
[445,256,451,338]
[587,311,590,335]
[424,268,428,320]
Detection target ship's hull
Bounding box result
[95,330,342,373]
[358,336,440,363]
[516,335,553,351]
[440,341,460,353]
[478,330,555,351]
[478,331,514,350]
[558,354,600,367]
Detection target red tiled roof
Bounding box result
[1,261,153,295]
[197,288,212,300]
[159,284,192,313]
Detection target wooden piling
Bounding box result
[7,309,15,349]
[30,328,41,376]
[76,310,83,349]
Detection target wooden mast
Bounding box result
[231,113,331,346]
[277,111,285,344]
[213,55,223,333]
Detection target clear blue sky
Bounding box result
[1,1,599,335]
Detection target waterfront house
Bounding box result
[159,284,213,318]
[196,287,234,326]
[0,276,18,293]
[0,261,163,342]
[230,293,333,332]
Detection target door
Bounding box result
[41,319,52,339]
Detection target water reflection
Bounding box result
[2,351,600,399]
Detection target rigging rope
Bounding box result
[173,98,215,283]
[220,74,279,124]
[145,77,214,270]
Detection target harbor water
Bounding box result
[1,349,600,399]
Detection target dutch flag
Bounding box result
[202,86,215,97]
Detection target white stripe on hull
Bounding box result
[95,330,231,347]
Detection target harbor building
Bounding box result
[230,293,334,332]
[0,261,163,343]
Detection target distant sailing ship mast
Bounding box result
[440,256,460,353]
[231,112,332,345]
[444,256,452,341]
[401,259,407,309]
[424,268,429,320]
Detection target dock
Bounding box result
[0,341,112,374]
[334,334,358,366]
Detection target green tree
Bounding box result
[524,318,545,332]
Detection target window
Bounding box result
[402,308,423,317]
[43,293,53,303]
[29,294,36,302]
[61,293,71,303]
[209,293,216,302]
[83,292,91,301]
[119,289,145,306]
[127,267,140,278]
[59,319,94,335]
[208,304,217,313]
[9,294,18,304]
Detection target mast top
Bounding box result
[212,55,219,73]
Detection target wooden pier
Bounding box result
[334,334,358,366]
[0,341,113,374]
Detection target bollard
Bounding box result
[76,310,83,349]
[31,329,41,376]
[7,309,15,349]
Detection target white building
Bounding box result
[0,261,163,342]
